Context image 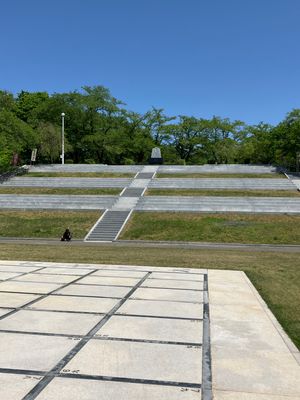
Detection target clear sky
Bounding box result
[1,0,300,125]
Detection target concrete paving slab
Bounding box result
[96,315,203,343]
[0,331,79,371]
[79,276,141,287]
[92,269,146,278]
[210,303,268,323]
[0,265,42,273]
[117,299,203,319]
[56,284,131,298]
[211,319,289,352]
[13,273,81,284]
[0,292,40,308]
[0,271,24,280]
[35,377,201,400]
[143,278,203,290]
[0,310,102,335]
[0,280,63,294]
[0,308,12,317]
[209,289,261,306]
[28,295,119,313]
[0,373,42,400]
[37,267,93,275]
[211,348,300,397]
[213,390,300,400]
[150,272,204,281]
[131,287,203,302]
[63,339,202,384]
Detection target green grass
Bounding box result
[0,243,298,349]
[0,187,120,195]
[27,172,134,178]
[156,173,285,178]
[0,210,100,239]
[146,189,300,197]
[120,212,300,244]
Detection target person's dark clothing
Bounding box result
[61,229,72,241]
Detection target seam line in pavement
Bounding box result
[201,274,212,400]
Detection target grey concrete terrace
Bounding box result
[0,195,117,210]
[2,177,132,188]
[136,196,300,213]
[29,164,142,173]
[29,164,279,174]
[149,178,295,190]
[0,260,298,400]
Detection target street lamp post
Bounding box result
[61,112,65,165]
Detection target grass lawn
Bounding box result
[0,243,298,349]
[156,173,285,178]
[0,210,100,239]
[146,189,300,197]
[27,172,134,178]
[120,212,300,244]
[0,187,120,195]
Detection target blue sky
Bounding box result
[1,0,300,125]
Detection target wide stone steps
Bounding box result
[85,210,130,241]
[30,164,142,173]
[158,164,280,174]
[2,177,132,188]
[136,196,300,213]
[0,195,117,210]
[149,178,295,190]
[121,188,144,197]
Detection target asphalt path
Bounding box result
[0,237,299,252]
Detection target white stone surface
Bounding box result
[79,275,140,287]
[96,315,203,343]
[63,339,202,384]
[0,373,42,400]
[143,278,203,290]
[0,281,63,294]
[131,287,203,302]
[37,267,93,275]
[28,295,119,313]
[92,269,146,278]
[0,271,24,280]
[35,377,201,400]
[56,284,131,298]
[0,308,11,317]
[117,299,203,319]
[0,310,102,335]
[13,273,81,284]
[0,292,40,308]
[0,332,79,371]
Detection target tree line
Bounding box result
[0,85,299,171]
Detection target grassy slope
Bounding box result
[27,172,134,177]
[0,210,100,239]
[156,173,285,178]
[146,189,300,197]
[0,187,120,195]
[120,212,300,244]
[0,243,298,349]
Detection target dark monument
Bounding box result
[149,147,163,164]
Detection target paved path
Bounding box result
[1,238,300,253]
[0,260,298,399]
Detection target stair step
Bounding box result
[85,210,131,242]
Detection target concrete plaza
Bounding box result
[0,260,299,399]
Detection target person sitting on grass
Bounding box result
[61,228,72,241]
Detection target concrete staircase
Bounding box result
[85,210,131,242]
